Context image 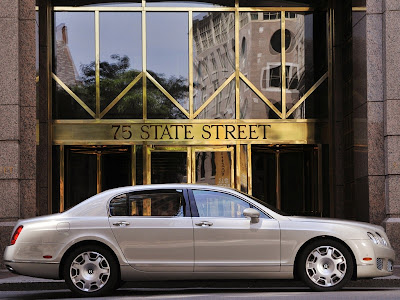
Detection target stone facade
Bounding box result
[0,0,37,266]
[379,0,400,259]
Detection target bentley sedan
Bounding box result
[4,184,395,296]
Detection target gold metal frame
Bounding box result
[44,1,333,214]
[51,2,327,123]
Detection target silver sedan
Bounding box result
[3,184,395,296]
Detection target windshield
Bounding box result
[237,191,291,216]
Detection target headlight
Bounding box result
[368,232,389,247]
[376,232,388,246]
[367,232,379,245]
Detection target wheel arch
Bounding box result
[58,240,121,280]
[293,235,357,280]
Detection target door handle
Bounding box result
[113,221,130,227]
[195,221,213,227]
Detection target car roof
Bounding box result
[99,183,237,194]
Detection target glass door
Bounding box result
[192,146,235,188]
[60,145,133,211]
[146,146,189,184]
[251,145,324,216]
[145,145,235,187]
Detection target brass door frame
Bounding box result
[144,145,235,188]
[59,145,135,212]
[45,1,333,213]
[144,145,190,184]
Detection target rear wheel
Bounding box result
[63,245,119,297]
[298,239,353,292]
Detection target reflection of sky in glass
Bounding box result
[55,11,190,79]
[100,12,142,71]
[193,11,207,21]
[147,12,188,78]
[54,12,95,78]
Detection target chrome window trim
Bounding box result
[107,188,190,218]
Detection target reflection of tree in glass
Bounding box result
[53,55,188,119]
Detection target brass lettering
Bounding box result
[184,125,194,139]
[170,125,183,139]
[112,125,120,140]
[258,125,271,139]
[160,126,173,139]
[237,125,246,139]
[153,125,163,139]
[202,125,211,139]
[249,125,258,139]
[3,167,13,175]
[141,125,150,139]
[225,125,236,139]
[122,125,132,140]
[112,123,273,141]
[212,125,224,139]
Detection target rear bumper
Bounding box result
[4,260,60,280]
[4,245,61,280]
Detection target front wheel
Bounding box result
[297,239,354,292]
[63,245,119,297]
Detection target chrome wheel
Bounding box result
[69,251,111,293]
[305,245,347,287]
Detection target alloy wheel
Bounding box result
[305,245,347,287]
[69,251,111,293]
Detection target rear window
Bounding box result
[109,189,185,217]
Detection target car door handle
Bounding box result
[195,221,213,227]
[113,221,130,227]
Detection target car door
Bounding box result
[108,188,194,272]
[190,189,280,272]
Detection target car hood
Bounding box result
[287,216,384,233]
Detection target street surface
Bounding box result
[1,286,400,300]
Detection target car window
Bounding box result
[192,190,267,218]
[109,189,185,217]
[109,194,129,216]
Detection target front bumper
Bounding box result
[346,239,395,279]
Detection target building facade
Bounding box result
[1,0,400,264]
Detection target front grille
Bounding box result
[388,260,393,272]
[376,258,383,270]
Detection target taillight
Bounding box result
[10,226,23,245]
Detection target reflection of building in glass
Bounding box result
[193,12,236,119]
[55,24,80,86]
[195,152,232,187]
[193,11,310,119]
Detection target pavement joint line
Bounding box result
[0,266,399,286]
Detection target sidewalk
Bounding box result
[0,266,399,291]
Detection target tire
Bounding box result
[297,239,354,292]
[63,244,119,297]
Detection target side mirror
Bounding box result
[243,208,260,224]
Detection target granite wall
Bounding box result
[0,0,37,266]
[367,0,400,261]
